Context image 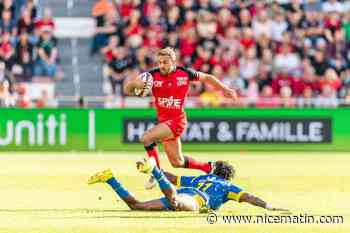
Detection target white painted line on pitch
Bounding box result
[88,110,96,150]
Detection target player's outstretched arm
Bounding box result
[123,76,145,96]
[198,72,238,100]
[239,192,289,211]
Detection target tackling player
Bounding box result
[88,158,288,212]
[124,47,238,188]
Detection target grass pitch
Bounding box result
[0,152,349,233]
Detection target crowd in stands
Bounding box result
[0,0,58,108]
[92,0,350,108]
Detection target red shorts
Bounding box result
[162,117,187,141]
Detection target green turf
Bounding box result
[0,152,349,233]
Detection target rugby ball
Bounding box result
[134,72,153,97]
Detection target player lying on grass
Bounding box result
[123,47,238,189]
[88,158,288,212]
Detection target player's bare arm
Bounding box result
[239,192,289,211]
[198,72,238,100]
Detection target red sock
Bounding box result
[144,143,160,168]
[184,156,211,173]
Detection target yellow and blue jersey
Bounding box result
[176,174,245,210]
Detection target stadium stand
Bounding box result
[0,0,60,108]
[2,0,350,108]
[90,0,350,108]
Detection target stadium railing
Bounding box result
[52,96,350,108]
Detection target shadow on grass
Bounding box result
[52,215,205,219]
[0,209,206,219]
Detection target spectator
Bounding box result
[0,0,16,21]
[91,11,118,55]
[239,27,256,51]
[256,85,280,108]
[0,80,13,107]
[166,5,181,32]
[222,65,245,94]
[134,47,152,71]
[314,85,339,108]
[1,9,17,36]
[108,47,133,95]
[216,8,234,36]
[118,0,134,19]
[35,28,58,78]
[256,65,273,92]
[35,8,55,33]
[245,78,259,105]
[342,11,350,43]
[324,12,342,43]
[16,84,31,108]
[319,68,341,93]
[302,11,323,44]
[17,8,35,35]
[92,0,116,27]
[280,86,296,107]
[0,32,14,66]
[22,0,38,20]
[199,86,223,107]
[252,9,273,39]
[181,10,196,32]
[237,8,252,28]
[271,12,288,42]
[196,10,217,41]
[239,47,259,81]
[271,70,295,95]
[273,43,300,73]
[179,28,197,64]
[297,62,320,95]
[339,68,350,99]
[297,87,315,108]
[101,35,120,63]
[36,89,56,108]
[310,50,330,77]
[13,32,34,81]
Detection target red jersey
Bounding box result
[149,66,200,122]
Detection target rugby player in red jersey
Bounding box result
[124,47,237,189]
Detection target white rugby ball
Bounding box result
[134,72,153,97]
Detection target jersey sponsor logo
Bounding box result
[177,77,188,86]
[153,80,163,87]
[157,96,182,109]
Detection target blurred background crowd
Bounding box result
[92,0,350,108]
[0,0,58,108]
[1,0,350,109]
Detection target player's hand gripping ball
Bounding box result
[134,72,153,97]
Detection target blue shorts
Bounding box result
[160,187,208,211]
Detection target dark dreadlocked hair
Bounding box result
[213,161,235,181]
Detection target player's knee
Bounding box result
[140,134,151,145]
[169,158,185,168]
